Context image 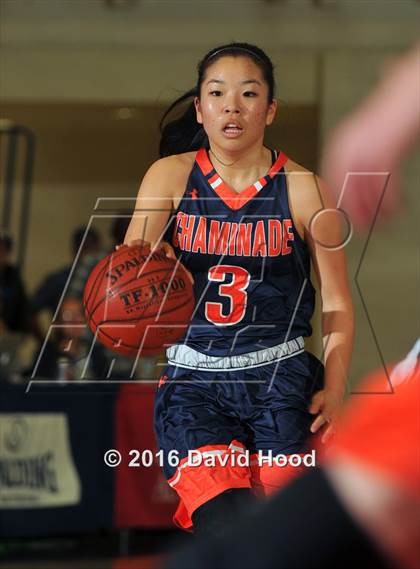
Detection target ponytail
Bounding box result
[158,88,208,158]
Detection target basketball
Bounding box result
[83,244,194,356]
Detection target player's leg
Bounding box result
[191,487,255,538]
[154,365,254,535]
[247,350,324,496]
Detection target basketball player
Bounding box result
[162,42,420,569]
[124,42,354,536]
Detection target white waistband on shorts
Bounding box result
[166,336,305,371]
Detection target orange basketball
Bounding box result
[83,244,194,356]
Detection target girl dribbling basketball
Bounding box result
[124,42,354,536]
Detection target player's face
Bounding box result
[194,56,277,150]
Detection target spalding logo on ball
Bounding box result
[83,244,194,356]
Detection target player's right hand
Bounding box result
[115,238,150,251]
[116,239,194,285]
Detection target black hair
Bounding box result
[0,230,12,252]
[159,42,276,158]
[72,226,100,255]
[110,215,131,246]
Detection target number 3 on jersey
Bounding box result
[205,265,251,326]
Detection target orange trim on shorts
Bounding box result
[168,440,252,531]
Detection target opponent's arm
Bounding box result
[291,170,355,442]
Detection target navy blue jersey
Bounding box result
[163,147,315,356]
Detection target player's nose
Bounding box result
[223,93,241,114]
[224,107,240,114]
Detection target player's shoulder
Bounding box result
[149,151,196,176]
[143,152,195,195]
[285,157,334,213]
[284,157,314,177]
[284,156,322,190]
[138,152,196,199]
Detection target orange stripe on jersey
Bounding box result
[268,151,288,176]
[195,147,215,176]
[195,148,288,211]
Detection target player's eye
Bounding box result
[244,91,257,97]
[209,90,222,96]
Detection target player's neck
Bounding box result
[208,143,272,189]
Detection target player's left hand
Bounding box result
[309,389,343,444]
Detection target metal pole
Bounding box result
[17,127,35,269]
[2,126,18,230]
[0,121,35,271]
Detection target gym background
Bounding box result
[0,1,418,568]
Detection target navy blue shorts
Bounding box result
[154,350,324,479]
[154,350,324,529]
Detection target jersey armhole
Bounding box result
[282,163,307,246]
[170,153,198,214]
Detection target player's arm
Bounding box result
[124,156,194,283]
[124,156,180,250]
[290,169,355,442]
[124,154,192,252]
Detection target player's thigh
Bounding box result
[247,352,324,495]
[154,365,253,529]
[154,365,248,478]
[249,351,324,453]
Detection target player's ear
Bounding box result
[194,97,203,125]
[266,98,278,126]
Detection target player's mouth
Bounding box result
[222,122,244,138]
